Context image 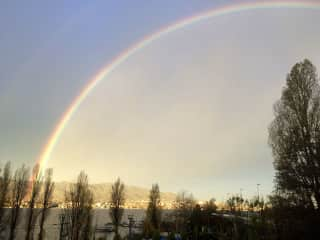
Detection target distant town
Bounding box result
[58,199,177,210]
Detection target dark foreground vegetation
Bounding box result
[1,59,320,239]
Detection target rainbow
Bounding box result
[37,0,320,171]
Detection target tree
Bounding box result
[109,178,125,239]
[38,168,55,240]
[0,161,11,233]
[269,59,320,238]
[269,59,320,209]
[145,184,162,233]
[173,191,195,234]
[65,171,93,240]
[249,195,264,212]
[203,198,217,214]
[225,195,243,214]
[267,192,300,239]
[190,204,201,240]
[9,164,30,240]
[202,198,217,231]
[25,164,42,240]
[226,196,236,213]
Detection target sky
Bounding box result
[1,0,320,201]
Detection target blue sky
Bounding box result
[1,0,320,201]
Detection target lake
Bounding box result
[2,208,172,240]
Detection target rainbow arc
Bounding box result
[37,1,320,172]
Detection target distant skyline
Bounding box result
[1,0,320,201]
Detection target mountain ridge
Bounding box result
[52,182,176,203]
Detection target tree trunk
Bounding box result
[38,209,46,240]
[25,207,34,240]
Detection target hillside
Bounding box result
[52,182,176,203]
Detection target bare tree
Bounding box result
[226,195,244,213]
[38,168,54,240]
[65,171,93,240]
[0,161,11,233]
[202,198,217,231]
[203,198,217,214]
[146,184,162,232]
[9,164,30,240]
[58,212,68,240]
[82,207,93,240]
[226,195,236,212]
[109,178,125,239]
[25,164,42,240]
[173,191,195,234]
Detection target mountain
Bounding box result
[52,182,176,203]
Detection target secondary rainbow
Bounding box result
[37,0,320,171]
